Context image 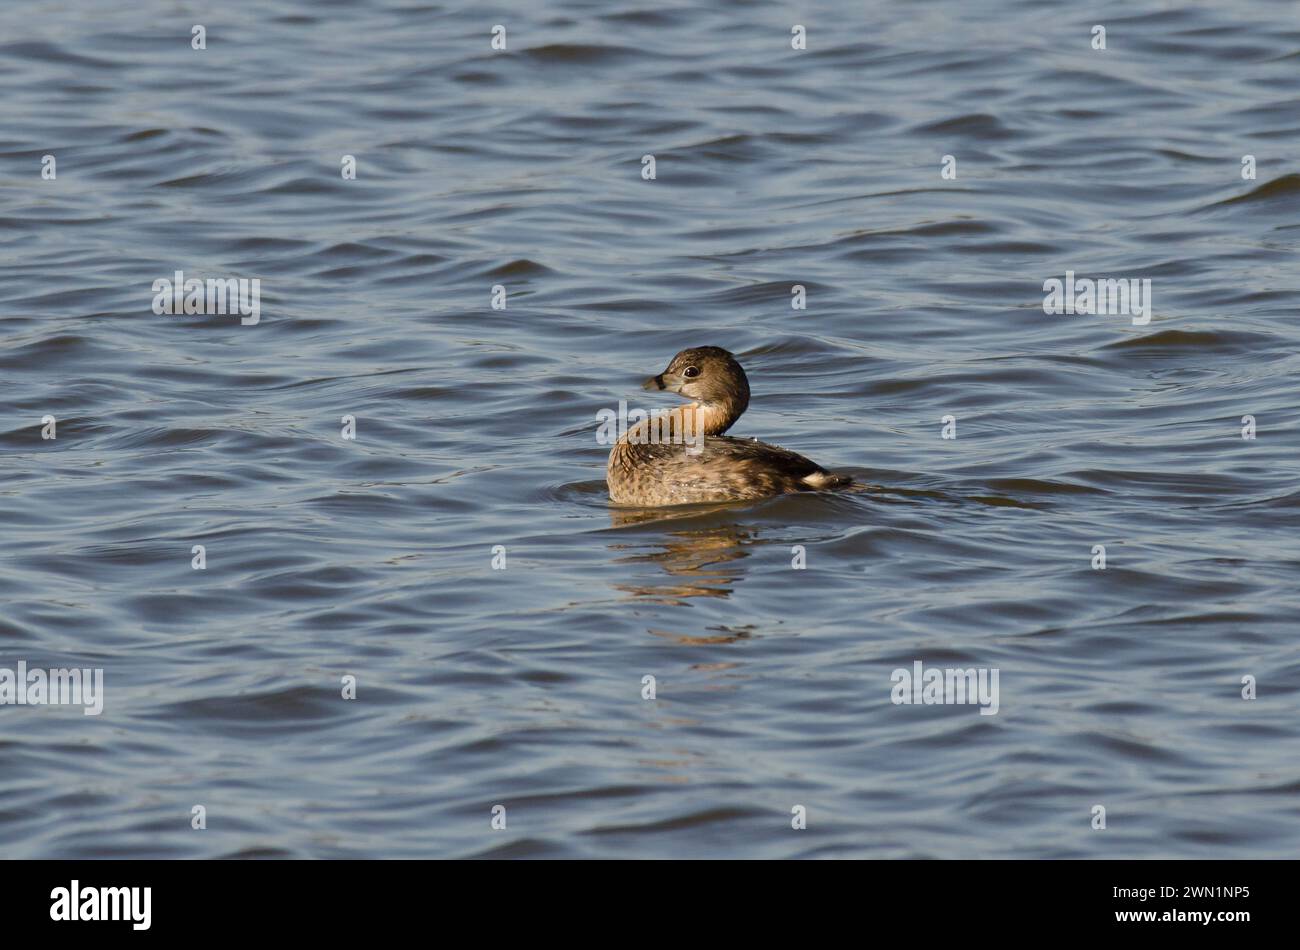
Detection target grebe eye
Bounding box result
[682,366,700,378]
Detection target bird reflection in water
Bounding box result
[606,505,760,645]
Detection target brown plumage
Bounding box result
[606,346,852,506]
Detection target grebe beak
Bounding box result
[643,371,684,393]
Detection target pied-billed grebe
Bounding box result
[606,346,851,506]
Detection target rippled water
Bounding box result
[2,0,1298,859]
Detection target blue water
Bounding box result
[1,0,1298,858]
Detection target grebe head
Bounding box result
[642,346,750,411]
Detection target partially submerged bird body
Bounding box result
[606,346,851,507]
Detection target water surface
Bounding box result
[1,0,1298,858]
